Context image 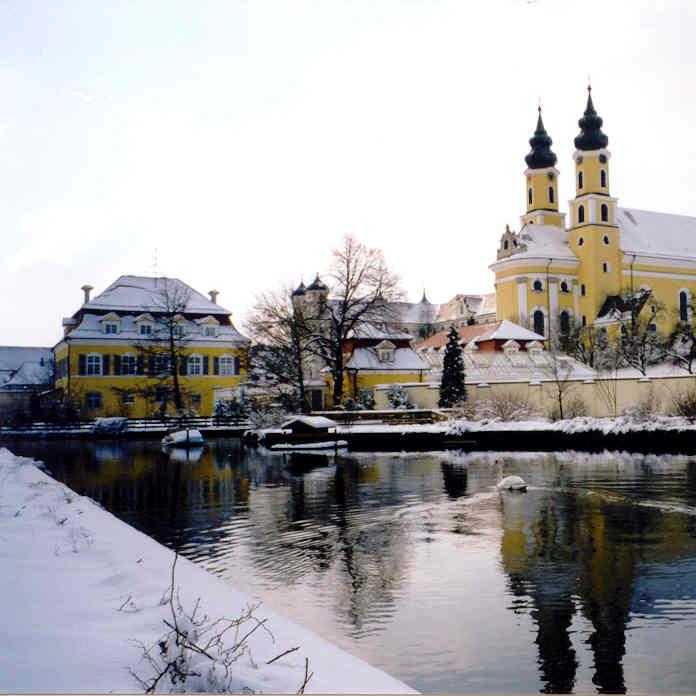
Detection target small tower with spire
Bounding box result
[568,86,621,322]
[521,106,565,229]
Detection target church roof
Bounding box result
[618,207,696,260]
[525,109,557,169]
[496,223,577,263]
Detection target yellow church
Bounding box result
[491,87,696,342]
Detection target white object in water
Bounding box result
[270,440,348,452]
[495,458,527,492]
[161,429,205,447]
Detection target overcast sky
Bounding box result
[1,0,695,346]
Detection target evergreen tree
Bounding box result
[439,326,467,407]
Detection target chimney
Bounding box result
[209,289,219,304]
[81,284,94,304]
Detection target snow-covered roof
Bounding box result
[618,207,696,260]
[480,320,545,342]
[345,347,430,371]
[415,320,543,352]
[81,276,231,315]
[348,324,413,341]
[67,313,249,345]
[280,416,337,430]
[496,224,577,264]
[0,347,52,387]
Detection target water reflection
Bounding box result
[6,439,696,693]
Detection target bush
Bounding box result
[472,391,542,421]
[214,398,251,423]
[672,388,696,420]
[548,396,588,421]
[622,387,662,420]
[386,385,413,410]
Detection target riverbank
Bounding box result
[0,447,416,693]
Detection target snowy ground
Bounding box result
[0,448,416,694]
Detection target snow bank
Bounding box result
[0,448,415,694]
[92,416,129,434]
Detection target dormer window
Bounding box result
[376,340,396,363]
[103,322,119,335]
[203,326,216,337]
[503,340,520,355]
[139,323,152,336]
[173,325,184,339]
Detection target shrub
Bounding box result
[622,387,662,421]
[386,385,413,410]
[548,396,588,421]
[672,388,696,420]
[474,390,542,421]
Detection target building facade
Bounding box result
[53,276,249,418]
[491,88,696,341]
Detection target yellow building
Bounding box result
[53,275,249,418]
[491,87,696,341]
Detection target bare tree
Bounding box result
[614,290,666,375]
[245,286,312,413]
[558,319,604,368]
[542,347,579,420]
[665,296,696,374]
[306,235,403,404]
[113,279,194,417]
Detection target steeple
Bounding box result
[574,85,609,151]
[525,107,557,169]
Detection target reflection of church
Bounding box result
[498,465,696,694]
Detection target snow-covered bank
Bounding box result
[0,448,416,694]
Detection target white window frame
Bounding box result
[103,322,119,335]
[173,324,185,339]
[219,355,235,376]
[86,353,102,376]
[203,325,216,337]
[378,348,395,363]
[188,354,202,376]
[155,354,171,375]
[121,353,137,376]
[139,323,153,336]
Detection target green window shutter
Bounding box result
[234,356,240,375]
[148,355,155,375]
[137,355,145,375]
[213,356,220,375]
[102,355,111,375]
[203,356,209,375]
[179,356,187,375]
[114,355,121,375]
[78,354,86,376]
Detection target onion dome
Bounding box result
[306,274,327,291]
[525,108,557,169]
[574,86,608,151]
[292,282,306,297]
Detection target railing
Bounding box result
[0,416,250,436]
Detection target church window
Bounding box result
[602,262,610,273]
[578,236,584,246]
[599,154,607,164]
[528,188,533,205]
[578,205,585,224]
[680,290,690,322]
[603,234,610,245]
[582,315,587,327]
[578,171,584,190]
[548,186,555,204]
[600,169,607,187]
[503,240,509,250]
[601,203,609,222]
[86,353,102,376]
[560,281,570,293]
[532,280,543,292]
[533,310,545,337]
[85,392,102,410]
[559,310,570,336]
[581,284,587,297]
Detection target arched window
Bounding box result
[578,205,585,224]
[578,171,584,190]
[528,188,533,206]
[548,186,555,204]
[680,290,689,322]
[559,310,570,336]
[582,315,587,327]
[503,240,509,250]
[601,203,609,222]
[560,280,570,293]
[532,279,543,292]
[600,169,607,187]
[581,284,587,297]
[533,310,545,337]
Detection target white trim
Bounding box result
[621,269,696,281]
[490,257,580,273]
[523,166,559,177]
[621,253,696,270]
[573,148,611,161]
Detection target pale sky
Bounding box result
[2,0,696,346]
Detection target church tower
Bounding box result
[522,108,565,228]
[568,87,621,323]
